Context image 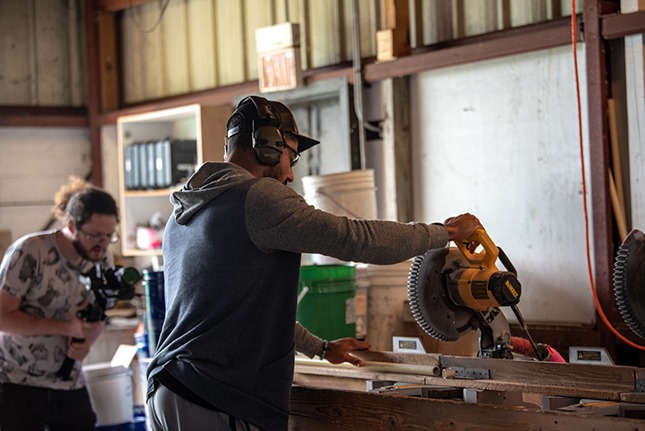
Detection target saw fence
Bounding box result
[289,351,645,430]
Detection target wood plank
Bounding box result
[295,352,643,401]
[440,356,636,396]
[288,386,645,431]
[350,349,441,366]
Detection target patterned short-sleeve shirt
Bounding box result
[0,230,113,390]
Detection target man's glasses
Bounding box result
[79,229,120,244]
[284,141,301,167]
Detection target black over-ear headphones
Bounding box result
[247,96,285,166]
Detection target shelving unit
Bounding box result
[116,104,231,256]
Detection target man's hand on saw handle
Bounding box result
[444,213,484,253]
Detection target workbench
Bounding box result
[288,351,645,430]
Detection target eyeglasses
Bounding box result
[283,140,301,167]
[78,229,120,244]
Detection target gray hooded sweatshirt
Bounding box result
[147,162,449,430]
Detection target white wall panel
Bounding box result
[308,0,342,68]
[122,4,165,103]
[35,1,69,105]
[510,0,548,27]
[410,45,595,324]
[215,0,245,85]
[463,0,500,36]
[623,1,645,231]
[0,1,32,104]
[244,0,275,81]
[187,0,217,90]
[0,127,90,239]
[626,34,645,231]
[161,0,191,96]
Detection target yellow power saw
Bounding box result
[408,229,545,360]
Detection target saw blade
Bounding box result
[408,247,477,341]
[614,229,645,339]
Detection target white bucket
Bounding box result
[362,260,413,352]
[83,362,133,426]
[302,170,378,265]
[302,170,377,220]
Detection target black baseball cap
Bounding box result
[227,96,320,152]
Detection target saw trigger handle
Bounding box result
[455,228,499,269]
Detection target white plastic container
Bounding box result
[302,170,378,265]
[302,169,377,220]
[83,362,134,426]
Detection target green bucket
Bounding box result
[297,264,357,341]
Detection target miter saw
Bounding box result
[614,229,645,339]
[408,229,546,360]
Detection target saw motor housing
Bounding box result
[408,229,523,358]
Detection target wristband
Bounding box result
[319,339,329,360]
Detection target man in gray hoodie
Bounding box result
[147,95,483,431]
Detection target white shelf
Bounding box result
[116,104,231,256]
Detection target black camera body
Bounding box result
[57,265,141,380]
[77,265,140,322]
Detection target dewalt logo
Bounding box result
[505,280,519,299]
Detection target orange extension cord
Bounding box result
[571,0,645,351]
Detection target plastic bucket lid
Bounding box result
[84,363,131,378]
[300,264,355,281]
[302,170,377,220]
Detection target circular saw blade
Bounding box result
[408,247,477,341]
[614,229,645,339]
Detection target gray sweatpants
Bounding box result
[148,383,263,431]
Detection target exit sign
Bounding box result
[256,23,303,93]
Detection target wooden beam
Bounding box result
[86,0,103,186]
[96,0,154,13]
[603,10,645,39]
[0,106,87,127]
[289,386,645,431]
[97,11,120,112]
[584,0,621,359]
[295,352,641,401]
[365,16,574,82]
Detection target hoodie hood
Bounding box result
[170,162,255,225]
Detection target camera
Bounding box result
[57,264,141,380]
[76,265,141,321]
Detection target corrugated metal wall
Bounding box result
[0,0,581,107]
[0,0,86,106]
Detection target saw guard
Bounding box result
[614,229,645,339]
[408,247,478,341]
